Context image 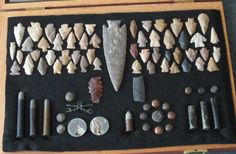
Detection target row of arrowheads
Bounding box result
[9,22,102,75]
[129,13,221,74]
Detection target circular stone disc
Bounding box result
[152,110,164,122]
[67,118,87,137]
[90,116,109,136]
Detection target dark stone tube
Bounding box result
[43,99,50,137]
[29,99,37,137]
[200,101,210,130]
[133,76,145,102]
[188,105,197,130]
[210,97,221,130]
[16,91,24,138]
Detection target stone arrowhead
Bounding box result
[53,33,63,51]
[22,37,33,52]
[149,30,160,47]
[137,31,147,47]
[14,23,25,47]
[211,27,219,44]
[23,54,34,75]
[185,18,197,36]
[53,59,62,74]
[164,29,175,49]
[170,62,180,74]
[142,20,152,32]
[170,18,183,37]
[67,32,76,49]
[154,19,167,32]
[59,24,71,40]
[10,61,21,75]
[79,33,88,50]
[10,42,16,60]
[152,48,161,64]
[93,57,102,71]
[80,55,89,73]
[74,23,84,41]
[38,37,50,52]
[89,33,101,48]
[71,50,81,65]
[195,57,205,71]
[85,24,96,36]
[130,20,138,39]
[160,57,169,73]
[30,49,41,62]
[27,22,42,42]
[132,59,142,74]
[86,49,96,65]
[181,58,192,73]
[37,57,48,76]
[67,61,77,74]
[59,50,71,65]
[45,23,56,44]
[147,60,155,75]
[45,50,56,66]
[198,13,209,35]
[173,47,182,64]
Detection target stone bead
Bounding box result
[167,111,176,120]
[162,102,170,111]
[143,103,151,111]
[56,113,66,122]
[198,87,206,94]
[65,91,76,102]
[142,123,151,131]
[165,123,174,132]
[151,99,160,108]
[210,85,218,94]
[185,87,192,95]
[56,124,66,134]
[154,126,163,135]
[140,112,148,120]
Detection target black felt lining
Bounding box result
[3,10,236,152]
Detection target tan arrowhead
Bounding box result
[38,37,50,52]
[130,20,138,39]
[89,33,101,48]
[132,60,142,74]
[207,57,219,72]
[170,62,180,74]
[154,19,167,32]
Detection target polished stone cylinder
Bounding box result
[200,101,210,130]
[43,99,50,137]
[16,91,24,138]
[188,105,197,130]
[29,99,37,137]
[210,97,221,130]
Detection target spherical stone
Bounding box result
[143,103,151,111]
[167,111,176,120]
[142,123,151,131]
[151,110,164,122]
[151,99,160,108]
[65,91,76,102]
[154,126,163,135]
[56,113,66,122]
[198,87,206,94]
[165,124,174,132]
[162,102,171,111]
[140,112,148,120]
[185,87,192,95]
[210,85,218,94]
[56,124,66,134]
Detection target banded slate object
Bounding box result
[200,101,210,130]
[188,105,197,130]
[210,97,221,130]
[133,76,145,102]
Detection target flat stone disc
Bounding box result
[152,110,164,122]
[67,118,87,137]
[90,116,109,136]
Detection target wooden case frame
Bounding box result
[0,1,236,153]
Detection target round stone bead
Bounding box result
[165,123,174,132]
[65,91,76,102]
[142,123,151,131]
[198,87,205,94]
[185,87,192,95]
[56,113,66,123]
[154,126,163,135]
[151,99,160,108]
[167,111,176,120]
[162,102,170,111]
[56,124,66,134]
[143,103,151,111]
[140,112,148,120]
[210,85,218,94]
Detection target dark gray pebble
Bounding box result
[210,85,218,94]
[140,112,148,120]
[165,123,174,132]
[142,123,151,131]
[143,103,151,111]
[198,87,205,94]
[185,87,192,95]
[162,102,171,111]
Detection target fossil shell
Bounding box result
[86,49,96,65]
[198,13,209,35]
[181,58,192,73]
[16,50,23,64]
[129,43,138,59]
[195,57,205,71]
[53,33,63,51]
[152,48,161,64]
[137,31,148,47]
[74,23,84,41]
[38,37,50,52]
[89,33,101,48]
[147,60,155,75]
[200,47,209,61]
[93,57,102,71]
[67,32,76,49]
[171,18,183,37]
[14,23,25,47]
[23,54,34,75]
[139,49,150,63]
[45,23,56,44]
[130,20,138,39]
[179,31,189,50]
[173,47,182,64]
[59,50,71,65]
[185,18,197,36]
[27,22,42,42]
[213,46,221,63]
[154,19,167,32]
[85,24,96,36]
[190,32,207,48]
[45,50,56,66]
[160,58,169,73]
[71,50,81,65]
[67,61,77,74]
[59,24,71,40]
[185,48,197,62]
[80,55,89,73]
[30,49,41,62]
[88,76,103,104]
[132,59,142,74]
[79,33,88,50]
[164,30,175,49]
[170,62,180,74]
[207,57,219,72]
[37,57,48,76]
[21,37,33,52]
[10,61,21,75]
[149,30,160,47]
[53,59,62,74]
[10,42,16,60]
[142,20,152,32]
[211,27,219,44]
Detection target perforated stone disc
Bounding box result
[67,118,87,137]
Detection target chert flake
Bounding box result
[10,61,21,75]
[142,20,152,32]
[185,18,197,36]
[14,23,25,47]
[80,55,89,73]
[160,58,169,73]
[181,58,192,73]
[164,30,175,49]
[93,57,102,71]
[171,18,183,37]
[79,33,88,50]
[85,24,96,36]
[88,76,103,104]
[67,32,76,49]
[53,59,62,74]
[53,33,63,51]
[165,50,172,62]
[198,13,210,35]
[170,62,180,74]
[195,57,205,71]
[130,43,138,59]
[74,23,84,41]
[190,32,207,48]
[45,23,56,44]
[173,47,182,64]
[10,42,16,60]
[179,31,189,50]
[139,49,150,63]
[207,57,219,72]
[200,47,209,61]
[23,54,34,75]
[211,27,219,44]
[186,48,197,62]
[21,37,33,52]
[45,50,56,66]
[149,30,160,47]
[137,31,148,47]
[213,46,221,63]
[147,60,155,75]
[38,37,50,52]
[67,61,77,74]
[37,57,48,76]
[89,33,101,48]
[71,50,81,65]
[132,59,142,74]
[154,19,167,32]
[59,24,71,40]
[16,50,23,64]
[152,48,161,64]
[59,50,71,65]
[30,49,41,62]
[27,22,42,42]
[130,20,138,39]
[86,49,96,65]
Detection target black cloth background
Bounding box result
[3,10,236,152]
